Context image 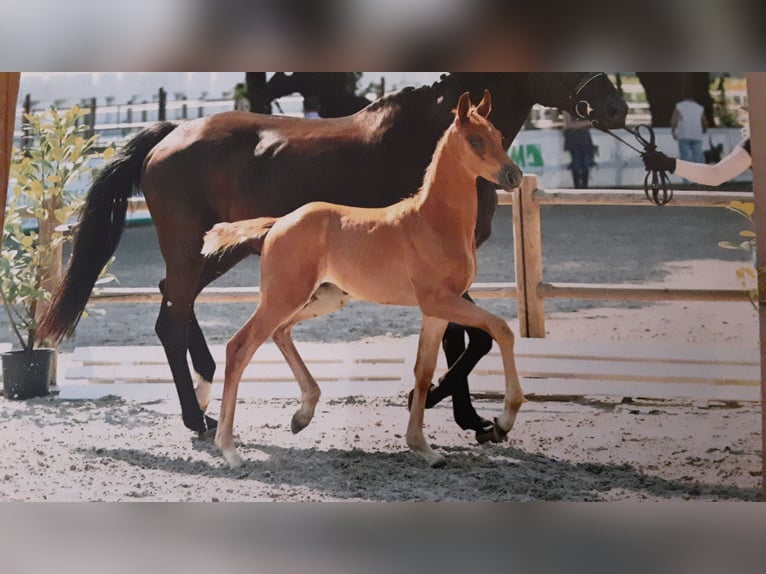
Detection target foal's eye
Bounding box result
[469,136,483,149]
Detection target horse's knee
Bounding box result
[491,320,515,346]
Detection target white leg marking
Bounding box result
[194,372,213,413]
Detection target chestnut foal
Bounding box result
[202,91,524,468]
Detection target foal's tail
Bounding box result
[201,218,278,257]
[37,121,178,344]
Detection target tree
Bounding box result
[637,72,715,127]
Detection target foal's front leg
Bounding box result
[419,293,526,439]
[407,315,449,468]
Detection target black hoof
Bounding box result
[290,415,308,435]
[197,415,218,440]
[475,418,509,444]
[430,457,448,469]
[407,385,436,411]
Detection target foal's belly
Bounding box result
[324,256,420,307]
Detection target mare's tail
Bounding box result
[36,121,178,344]
[201,218,278,257]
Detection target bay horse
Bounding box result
[265,72,371,118]
[37,73,627,439]
[202,91,522,468]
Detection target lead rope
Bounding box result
[596,123,674,206]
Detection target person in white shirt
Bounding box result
[671,91,709,164]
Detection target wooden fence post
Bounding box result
[745,72,766,496]
[513,174,545,338]
[0,73,21,236]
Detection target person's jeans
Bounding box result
[678,139,704,164]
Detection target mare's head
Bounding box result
[452,90,522,191]
[529,73,628,130]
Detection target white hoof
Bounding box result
[496,411,518,435]
[222,447,245,469]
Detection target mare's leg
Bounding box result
[407,315,449,468]
[419,294,525,439]
[184,249,252,412]
[441,324,497,441]
[159,277,215,413]
[409,293,495,440]
[155,258,217,435]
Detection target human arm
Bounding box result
[643,143,752,186]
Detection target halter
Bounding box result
[560,73,674,206]
[567,72,606,119]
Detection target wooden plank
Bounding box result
[511,338,759,366]
[535,188,753,207]
[71,341,412,365]
[473,377,760,403]
[66,361,407,384]
[746,72,766,493]
[455,355,759,386]
[88,282,517,305]
[539,282,750,303]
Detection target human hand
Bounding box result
[642,150,677,173]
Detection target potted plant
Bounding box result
[1,105,111,399]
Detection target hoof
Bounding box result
[197,415,218,440]
[222,448,245,469]
[429,456,447,469]
[290,414,309,435]
[190,415,218,438]
[490,417,509,443]
[475,418,503,444]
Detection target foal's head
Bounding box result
[453,90,522,191]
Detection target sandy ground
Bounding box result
[0,206,762,501]
[0,260,761,501]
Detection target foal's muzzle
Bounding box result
[497,164,523,190]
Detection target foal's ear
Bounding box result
[456,91,471,122]
[476,89,492,118]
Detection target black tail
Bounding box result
[37,121,177,344]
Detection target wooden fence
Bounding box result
[88,175,754,339]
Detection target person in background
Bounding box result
[562,110,595,188]
[643,107,750,186]
[671,90,709,165]
[234,82,251,111]
[303,95,321,118]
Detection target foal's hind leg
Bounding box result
[274,284,352,433]
[272,326,320,434]
[407,315,449,468]
[217,297,309,469]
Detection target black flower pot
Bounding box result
[1,348,55,400]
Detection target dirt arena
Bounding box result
[0,204,762,501]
